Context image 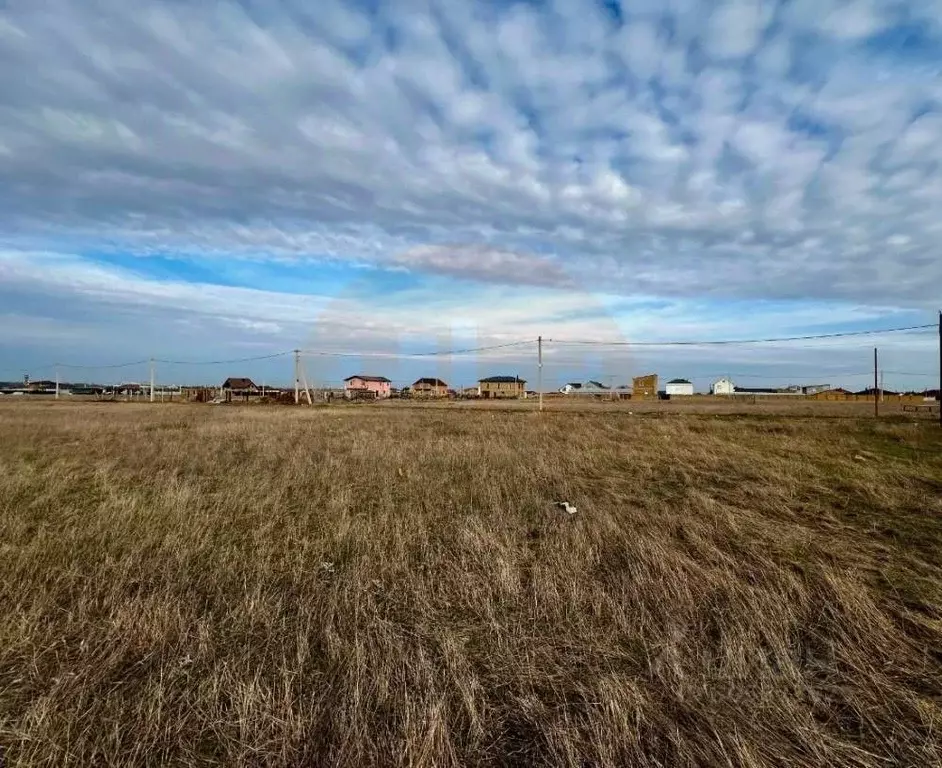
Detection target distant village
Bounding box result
[2,373,938,403]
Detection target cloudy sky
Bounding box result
[1,0,940,390]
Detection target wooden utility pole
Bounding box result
[538,335,543,412]
[873,347,879,419]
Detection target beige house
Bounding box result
[478,375,526,399]
[412,377,449,397]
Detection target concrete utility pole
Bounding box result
[55,367,60,399]
[873,347,879,419]
[538,335,543,412]
[297,352,313,405]
[149,358,155,403]
[294,349,300,404]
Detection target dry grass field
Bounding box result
[1,400,941,767]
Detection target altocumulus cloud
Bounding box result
[1,0,942,318]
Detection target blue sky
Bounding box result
[1,0,940,390]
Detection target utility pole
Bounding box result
[294,349,300,404]
[880,370,884,402]
[149,358,155,403]
[873,347,879,419]
[55,366,60,400]
[938,311,941,428]
[538,335,543,412]
[298,352,313,405]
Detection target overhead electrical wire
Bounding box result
[20,322,940,373]
[55,359,151,369]
[155,350,294,366]
[300,339,534,359]
[545,324,936,347]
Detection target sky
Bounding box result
[1,0,940,391]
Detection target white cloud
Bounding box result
[818,0,887,41]
[0,0,938,323]
[705,0,771,60]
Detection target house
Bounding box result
[809,387,855,400]
[222,377,258,402]
[222,377,257,393]
[854,387,900,398]
[412,377,448,397]
[632,374,658,399]
[711,377,735,395]
[478,375,526,399]
[559,381,610,396]
[665,378,694,396]
[344,375,391,399]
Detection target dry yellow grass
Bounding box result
[0,401,940,767]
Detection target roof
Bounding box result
[413,377,447,387]
[479,375,526,384]
[344,375,391,383]
[222,377,256,389]
[667,378,692,384]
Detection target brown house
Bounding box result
[632,374,658,400]
[222,377,258,402]
[412,377,449,397]
[478,375,526,399]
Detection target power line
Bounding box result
[300,340,534,359]
[10,323,939,376]
[155,350,293,366]
[55,359,150,369]
[38,341,534,372]
[545,324,935,347]
[880,370,938,377]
